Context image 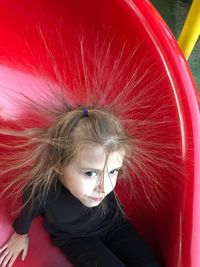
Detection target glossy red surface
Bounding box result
[0,1,199,267]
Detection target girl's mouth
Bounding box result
[88,197,104,202]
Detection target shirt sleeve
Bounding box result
[13,189,43,235]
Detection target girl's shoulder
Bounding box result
[21,178,62,208]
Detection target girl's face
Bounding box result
[61,145,125,207]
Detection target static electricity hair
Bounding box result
[0,105,131,209]
[0,28,182,209]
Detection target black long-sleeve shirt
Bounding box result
[13,181,124,246]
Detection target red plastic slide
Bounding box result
[0,1,199,267]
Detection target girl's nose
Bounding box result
[95,174,114,194]
[95,178,105,194]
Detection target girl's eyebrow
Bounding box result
[80,166,122,172]
[80,168,104,173]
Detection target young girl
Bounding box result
[0,105,163,267]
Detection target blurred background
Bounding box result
[151,0,200,92]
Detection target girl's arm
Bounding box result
[13,189,43,235]
[0,232,29,267]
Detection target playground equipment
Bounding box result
[0,1,199,267]
[178,0,200,59]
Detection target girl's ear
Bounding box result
[53,166,63,175]
[49,156,63,175]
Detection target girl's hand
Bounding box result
[0,232,29,267]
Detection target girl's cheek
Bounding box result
[82,179,97,194]
[106,177,117,194]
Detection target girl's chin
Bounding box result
[82,197,104,207]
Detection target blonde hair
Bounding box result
[0,29,182,210]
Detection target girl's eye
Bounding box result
[109,169,119,175]
[85,171,97,177]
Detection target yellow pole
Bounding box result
[178,0,200,60]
